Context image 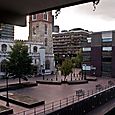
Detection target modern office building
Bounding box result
[29,11,55,74]
[82,30,115,77]
[0,24,14,40]
[53,28,90,64]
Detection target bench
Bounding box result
[108,80,114,87]
[76,89,85,96]
[96,84,103,91]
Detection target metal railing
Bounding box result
[13,83,115,115]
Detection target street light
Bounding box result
[82,64,86,80]
[84,65,86,80]
[6,73,9,106]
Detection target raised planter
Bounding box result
[86,77,97,81]
[36,80,61,85]
[68,80,88,85]
[37,80,88,85]
[0,105,13,115]
[0,93,44,108]
[0,82,38,92]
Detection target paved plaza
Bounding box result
[0,73,114,114]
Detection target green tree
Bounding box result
[74,50,83,68]
[61,59,73,81]
[6,41,33,84]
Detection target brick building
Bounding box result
[29,11,55,74]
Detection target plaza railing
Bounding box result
[13,84,115,115]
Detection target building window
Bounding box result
[83,47,91,52]
[87,37,91,43]
[102,63,112,72]
[102,47,112,51]
[33,46,37,53]
[45,24,48,34]
[43,12,48,20]
[35,59,37,64]
[1,44,7,52]
[83,55,90,62]
[32,14,37,21]
[45,60,50,69]
[102,57,112,62]
[1,60,7,72]
[102,38,112,42]
[45,38,47,46]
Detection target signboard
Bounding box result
[82,64,91,71]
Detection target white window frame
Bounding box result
[83,47,91,52]
[32,14,37,21]
[43,12,48,21]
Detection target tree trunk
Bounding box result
[64,76,66,81]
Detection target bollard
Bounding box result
[60,100,61,108]
[23,111,26,115]
[34,108,36,115]
[87,90,89,96]
[66,98,68,105]
[52,102,54,110]
[92,90,93,95]
[73,96,74,103]
[44,104,45,114]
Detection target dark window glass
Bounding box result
[1,44,7,52]
[33,46,37,53]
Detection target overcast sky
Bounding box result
[14,0,115,40]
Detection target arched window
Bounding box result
[43,12,48,20]
[45,24,47,34]
[1,60,7,72]
[45,60,50,69]
[32,14,37,21]
[45,38,47,46]
[1,44,7,52]
[33,46,37,53]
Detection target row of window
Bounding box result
[32,12,48,21]
[0,44,40,53]
[83,47,112,52]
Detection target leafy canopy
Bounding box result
[6,41,33,82]
[61,59,73,77]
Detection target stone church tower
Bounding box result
[29,11,54,74]
[29,11,53,54]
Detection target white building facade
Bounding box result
[0,39,54,77]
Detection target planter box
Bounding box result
[0,105,13,115]
[68,80,88,85]
[0,93,44,108]
[86,77,97,81]
[36,80,61,85]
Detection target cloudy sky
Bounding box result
[14,0,115,40]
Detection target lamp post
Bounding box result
[56,67,58,81]
[6,73,9,106]
[42,68,45,80]
[82,64,86,80]
[84,65,86,80]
